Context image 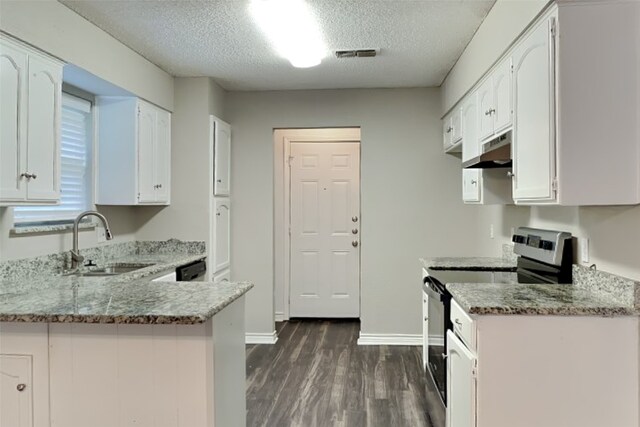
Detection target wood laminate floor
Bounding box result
[246,319,445,427]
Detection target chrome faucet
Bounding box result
[70,211,113,270]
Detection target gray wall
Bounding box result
[0,0,174,111]
[226,88,519,336]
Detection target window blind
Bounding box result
[14,93,92,225]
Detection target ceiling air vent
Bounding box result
[335,49,379,59]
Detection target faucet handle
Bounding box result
[84,259,97,267]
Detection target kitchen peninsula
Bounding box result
[0,240,252,427]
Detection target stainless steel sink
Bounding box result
[65,263,156,277]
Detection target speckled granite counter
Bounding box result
[420,257,517,271]
[447,282,637,316]
[0,240,253,324]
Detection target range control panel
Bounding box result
[512,227,572,267]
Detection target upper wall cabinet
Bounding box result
[96,97,171,205]
[213,118,231,196]
[443,108,462,153]
[0,36,63,206]
[511,2,640,205]
[478,57,513,142]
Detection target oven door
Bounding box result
[423,274,450,406]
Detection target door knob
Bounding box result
[352,229,358,234]
[352,241,358,247]
[352,216,358,222]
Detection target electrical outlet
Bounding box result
[96,226,107,244]
[490,224,495,239]
[580,238,590,264]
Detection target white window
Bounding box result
[14,93,93,225]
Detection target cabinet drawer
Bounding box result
[451,298,475,351]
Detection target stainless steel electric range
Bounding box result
[422,227,573,407]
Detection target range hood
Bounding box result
[462,132,512,169]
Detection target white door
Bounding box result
[137,101,156,203]
[493,57,513,134]
[442,117,452,149]
[462,169,481,203]
[477,78,494,141]
[26,54,61,202]
[213,198,230,274]
[289,142,360,318]
[451,108,462,143]
[0,40,28,202]
[154,109,171,203]
[512,15,556,201]
[422,290,429,370]
[214,119,231,196]
[0,355,33,427]
[446,331,476,427]
[461,92,479,162]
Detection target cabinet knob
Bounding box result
[424,316,428,321]
[446,126,453,133]
[455,318,463,327]
[489,108,496,115]
[507,171,515,178]
[217,179,222,183]
[352,228,358,234]
[157,184,162,189]
[471,179,477,185]
[16,384,26,392]
[352,216,358,222]
[485,110,491,116]
[352,241,358,247]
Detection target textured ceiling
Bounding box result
[59,0,496,91]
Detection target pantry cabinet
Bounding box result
[0,36,63,205]
[213,119,231,196]
[96,97,171,205]
[212,198,231,273]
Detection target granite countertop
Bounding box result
[0,246,253,324]
[420,257,517,271]
[447,282,637,316]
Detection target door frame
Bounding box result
[274,128,361,321]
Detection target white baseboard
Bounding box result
[275,312,285,322]
[357,332,422,346]
[245,331,278,345]
[429,336,444,346]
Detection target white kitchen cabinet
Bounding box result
[462,170,481,203]
[213,118,231,196]
[0,355,33,427]
[446,331,476,427]
[96,97,171,205]
[461,93,480,163]
[442,108,462,153]
[0,36,62,205]
[0,323,50,427]
[447,314,639,427]
[422,289,429,371]
[478,57,512,143]
[510,2,640,205]
[212,198,231,274]
[213,268,230,283]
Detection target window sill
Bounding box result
[10,221,96,237]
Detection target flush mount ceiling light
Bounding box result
[249,0,327,68]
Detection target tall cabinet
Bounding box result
[0,35,63,206]
[210,117,232,282]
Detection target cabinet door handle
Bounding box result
[471,180,477,185]
[352,241,358,247]
[21,173,35,179]
[157,184,162,189]
[507,171,515,178]
[424,316,428,321]
[446,126,453,133]
[454,319,463,327]
[16,383,26,392]
[485,110,491,116]
[489,108,496,115]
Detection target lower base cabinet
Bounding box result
[0,296,247,427]
[447,314,640,427]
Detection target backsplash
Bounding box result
[573,264,640,310]
[502,243,516,262]
[0,239,205,282]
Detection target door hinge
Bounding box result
[550,17,557,39]
[472,359,478,378]
[288,226,291,236]
[552,178,558,192]
[287,156,294,167]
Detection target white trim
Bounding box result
[275,128,361,320]
[275,312,285,322]
[429,336,444,346]
[245,331,278,345]
[357,333,422,346]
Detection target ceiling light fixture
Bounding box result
[249,0,327,68]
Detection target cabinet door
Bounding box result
[213,198,231,273]
[477,78,494,141]
[451,108,462,143]
[137,102,156,203]
[493,57,513,134]
[0,40,28,202]
[422,290,429,371]
[26,54,61,202]
[213,268,231,284]
[446,331,476,427]
[0,355,33,427]
[214,119,231,196]
[154,109,171,204]
[461,92,480,162]
[512,15,556,201]
[462,169,481,203]
[442,116,452,149]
